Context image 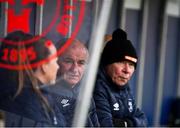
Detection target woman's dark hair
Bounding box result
[0,31,53,113]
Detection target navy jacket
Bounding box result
[0,80,64,127]
[49,80,99,127]
[93,67,147,127]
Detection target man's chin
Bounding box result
[66,80,79,86]
[115,81,127,86]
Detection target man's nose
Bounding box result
[70,62,78,71]
[123,63,130,73]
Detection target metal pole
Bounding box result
[92,0,100,27]
[177,0,180,97]
[35,4,43,35]
[0,3,5,38]
[120,0,126,30]
[68,0,73,37]
[177,47,180,97]
[72,0,113,127]
[153,1,168,126]
[136,0,149,108]
[4,2,8,36]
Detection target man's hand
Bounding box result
[113,118,134,127]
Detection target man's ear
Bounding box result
[41,63,48,74]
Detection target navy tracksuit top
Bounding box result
[93,67,148,127]
[49,80,99,127]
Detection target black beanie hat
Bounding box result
[101,28,138,68]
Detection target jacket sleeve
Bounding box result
[126,90,148,127]
[4,111,46,127]
[93,84,114,127]
[87,99,100,127]
[130,107,148,127]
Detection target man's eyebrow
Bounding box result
[78,60,85,63]
[61,57,72,60]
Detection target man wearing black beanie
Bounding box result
[93,28,148,127]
